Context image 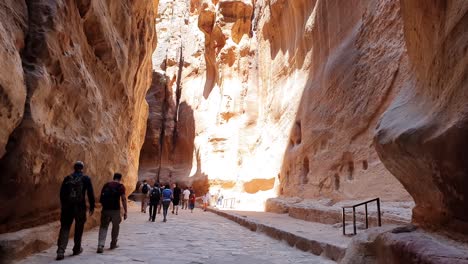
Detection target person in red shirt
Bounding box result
[97,173,127,253]
[189,191,196,213]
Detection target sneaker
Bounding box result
[97,246,104,254]
[56,254,64,261]
[72,248,83,256]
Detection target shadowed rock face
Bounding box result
[0,0,157,233]
[375,1,468,232]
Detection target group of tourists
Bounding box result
[55,161,215,261]
[56,161,127,261]
[139,180,196,222]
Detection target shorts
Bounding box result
[173,199,180,206]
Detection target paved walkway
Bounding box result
[18,204,333,264]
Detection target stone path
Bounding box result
[18,204,334,264]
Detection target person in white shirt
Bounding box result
[202,192,211,211]
[182,187,190,210]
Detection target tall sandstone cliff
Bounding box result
[0,0,157,233]
[142,0,468,234]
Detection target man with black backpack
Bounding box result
[148,183,161,222]
[56,161,95,261]
[97,173,127,253]
[140,180,150,213]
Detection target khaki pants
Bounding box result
[98,210,121,247]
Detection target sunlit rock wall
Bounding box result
[142,0,414,208]
[0,0,157,233]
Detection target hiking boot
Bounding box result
[97,246,104,254]
[72,248,83,256]
[110,244,119,250]
[163,218,167,222]
[56,254,64,261]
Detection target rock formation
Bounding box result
[375,0,468,233]
[0,0,157,233]
[140,0,413,209]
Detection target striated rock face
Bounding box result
[0,0,157,233]
[375,1,468,232]
[140,0,414,210]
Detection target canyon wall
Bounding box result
[375,0,468,233]
[140,0,414,209]
[0,0,157,233]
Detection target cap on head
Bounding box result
[74,161,84,171]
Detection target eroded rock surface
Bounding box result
[0,0,157,233]
[375,1,468,232]
[140,0,412,209]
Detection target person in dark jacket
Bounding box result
[56,161,95,261]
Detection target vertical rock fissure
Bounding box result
[156,55,169,183]
[171,44,184,152]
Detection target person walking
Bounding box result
[182,187,190,210]
[148,183,161,222]
[140,180,150,213]
[172,183,181,215]
[189,191,196,213]
[202,191,211,212]
[56,161,95,261]
[161,184,173,222]
[97,173,127,253]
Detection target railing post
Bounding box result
[365,203,368,229]
[342,208,346,235]
[377,198,382,226]
[352,206,357,235]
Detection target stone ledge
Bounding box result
[341,225,468,264]
[0,207,102,263]
[207,207,349,262]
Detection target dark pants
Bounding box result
[149,201,159,221]
[162,200,171,220]
[57,206,87,254]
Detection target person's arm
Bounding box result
[59,177,67,206]
[120,185,127,220]
[86,177,95,215]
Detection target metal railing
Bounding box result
[342,198,381,235]
[222,198,236,209]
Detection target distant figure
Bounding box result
[149,183,161,222]
[56,161,95,261]
[182,187,190,210]
[140,180,150,213]
[97,173,127,253]
[172,183,181,215]
[189,191,196,213]
[202,191,211,211]
[161,184,173,222]
[217,190,223,207]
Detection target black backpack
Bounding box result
[100,183,121,209]
[150,187,161,203]
[64,174,84,204]
[141,184,149,194]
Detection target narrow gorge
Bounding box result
[0,0,467,263]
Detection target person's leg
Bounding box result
[148,204,153,221]
[151,202,157,221]
[162,201,169,221]
[98,210,111,252]
[171,202,174,214]
[72,208,87,255]
[110,210,122,249]
[158,201,161,214]
[175,204,178,215]
[56,208,74,258]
